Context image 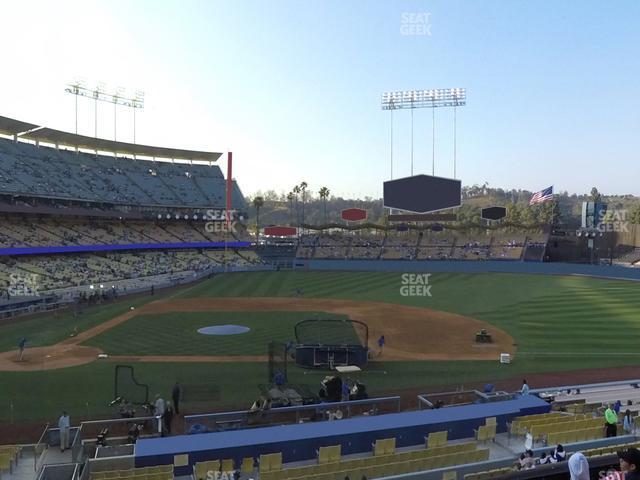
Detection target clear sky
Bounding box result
[1,0,638,199]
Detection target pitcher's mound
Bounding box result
[0,345,102,371]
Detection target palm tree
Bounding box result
[292,185,301,226]
[319,186,330,224]
[299,181,308,227]
[286,192,294,225]
[252,196,264,242]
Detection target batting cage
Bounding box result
[114,365,149,405]
[294,318,369,368]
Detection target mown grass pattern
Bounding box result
[2,271,640,423]
[83,311,351,356]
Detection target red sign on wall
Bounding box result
[341,208,367,222]
[263,226,297,236]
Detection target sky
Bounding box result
[0,0,638,199]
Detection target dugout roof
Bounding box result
[0,115,221,162]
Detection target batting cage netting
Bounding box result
[294,318,368,347]
[294,318,369,368]
[114,365,149,405]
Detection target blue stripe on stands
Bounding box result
[0,242,251,256]
[135,394,549,474]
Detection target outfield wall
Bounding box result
[295,259,640,281]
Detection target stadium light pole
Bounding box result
[65,82,144,142]
[390,108,394,179]
[410,96,414,176]
[381,88,466,178]
[385,98,399,180]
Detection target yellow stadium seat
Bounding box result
[443,470,458,480]
[0,454,13,472]
[427,431,448,448]
[240,457,254,474]
[220,459,234,472]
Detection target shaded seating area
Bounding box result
[0,444,22,476]
[256,442,490,480]
[91,465,172,480]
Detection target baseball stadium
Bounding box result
[2,3,640,480]
[1,112,640,480]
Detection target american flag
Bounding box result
[529,186,554,205]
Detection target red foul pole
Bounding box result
[226,151,232,229]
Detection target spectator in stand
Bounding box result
[605,404,618,437]
[551,444,566,462]
[624,410,634,434]
[515,450,535,470]
[568,452,590,480]
[618,448,640,480]
[538,452,551,465]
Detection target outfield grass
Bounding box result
[1,271,640,424]
[83,311,352,356]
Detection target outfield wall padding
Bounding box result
[295,259,640,281]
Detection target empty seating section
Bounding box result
[291,232,543,261]
[509,411,608,445]
[347,236,384,260]
[259,453,283,473]
[0,218,231,247]
[0,137,244,208]
[381,233,419,259]
[0,445,21,474]
[427,431,448,448]
[581,440,640,458]
[318,445,341,464]
[91,465,172,480]
[251,441,489,480]
[296,235,317,258]
[464,467,513,480]
[475,424,496,443]
[373,438,396,456]
[509,412,565,435]
[0,250,258,292]
[546,425,604,445]
[313,234,351,259]
[529,416,600,439]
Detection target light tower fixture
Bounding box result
[65,82,145,142]
[381,88,466,179]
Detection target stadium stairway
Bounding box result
[2,447,73,480]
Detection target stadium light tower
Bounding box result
[65,82,145,142]
[381,88,466,178]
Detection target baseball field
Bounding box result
[1,270,639,430]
